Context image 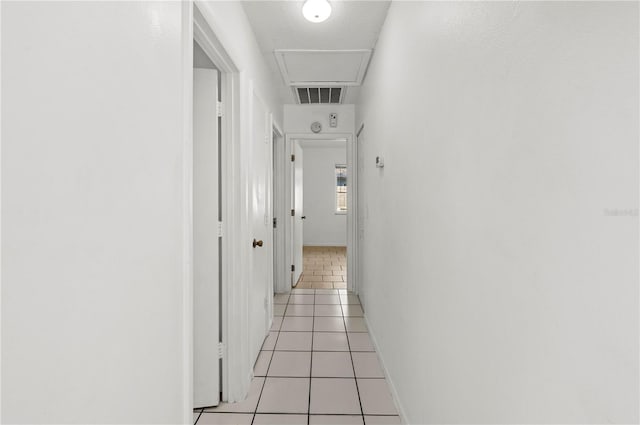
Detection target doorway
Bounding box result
[296,139,348,289]
[286,138,352,291]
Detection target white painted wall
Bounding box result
[301,143,347,246]
[1,0,286,422]
[197,1,283,124]
[284,104,354,135]
[2,2,188,423]
[356,2,639,424]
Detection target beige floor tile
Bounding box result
[285,304,314,317]
[310,415,363,425]
[312,352,354,377]
[261,332,278,350]
[274,304,286,316]
[257,377,310,414]
[333,283,347,289]
[351,352,384,378]
[275,332,313,351]
[314,304,343,317]
[314,317,346,332]
[268,351,311,377]
[270,316,283,331]
[254,351,273,377]
[312,282,335,289]
[309,378,360,414]
[197,413,253,424]
[253,414,308,425]
[316,294,340,305]
[313,332,350,351]
[363,416,401,424]
[357,379,397,415]
[290,294,315,304]
[342,304,364,317]
[205,377,264,413]
[282,316,314,331]
[274,294,290,304]
[348,333,375,352]
[344,318,367,332]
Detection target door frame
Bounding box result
[281,133,358,294]
[272,124,286,294]
[183,3,252,420]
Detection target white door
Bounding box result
[292,141,304,286]
[249,91,271,362]
[193,68,220,408]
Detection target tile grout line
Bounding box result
[340,294,366,425]
[251,292,289,424]
[193,408,203,425]
[307,289,316,425]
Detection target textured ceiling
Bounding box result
[242,1,391,104]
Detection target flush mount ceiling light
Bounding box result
[302,0,331,23]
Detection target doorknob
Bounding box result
[252,239,263,248]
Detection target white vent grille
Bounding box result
[296,87,344,104]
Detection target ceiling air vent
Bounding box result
[296,87,344,104]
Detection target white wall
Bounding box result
[2,2,188,423]
[356,2,639,424]
[198,1,283,124]
[301,143,347,246]
[284,104,354,135]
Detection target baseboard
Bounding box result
[364,315,409,425]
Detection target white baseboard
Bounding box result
[364,315,409,425]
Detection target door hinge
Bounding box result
[217,221,223,237]
[273,217,277,228]
[291,265,295,272]
[218,342,225,359]
[291,154,295,162]
[216,101,223,118]
[291,209,295,216]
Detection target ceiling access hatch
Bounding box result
[275,49,372,87]
[296,87,344,104]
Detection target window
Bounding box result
[335,165,347,213]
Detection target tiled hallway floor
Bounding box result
[296,246,347,289]
[194,288,401,425]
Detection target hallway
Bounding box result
[193,288,399,425]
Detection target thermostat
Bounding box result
[329,113,338,128]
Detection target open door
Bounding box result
[249,89,271,362]
[291,141,304,286]
[193,68,220,408]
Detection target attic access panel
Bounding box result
[275,49,372,86]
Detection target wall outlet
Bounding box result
[329,113,338,128]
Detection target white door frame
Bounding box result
[272,124,286,294]
[183,3,254,420]
[282,133,358,294]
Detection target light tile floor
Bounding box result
[194,288,401,425]
[296,246,347,289]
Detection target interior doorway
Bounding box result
[286,135,355,290]
[290,139,349,290]
[192,40,221,409]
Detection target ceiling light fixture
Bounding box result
[302,0,331,23]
